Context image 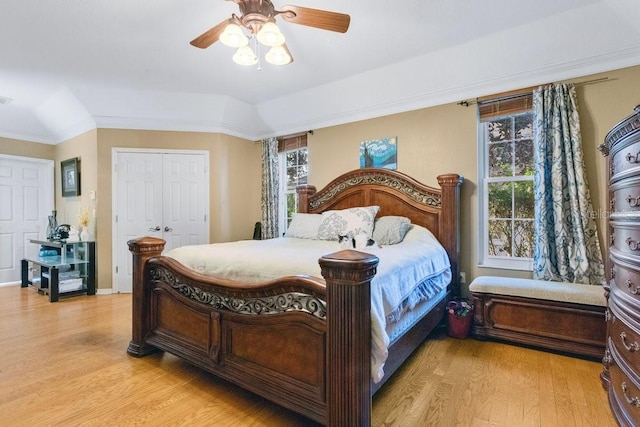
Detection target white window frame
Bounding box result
[278,146,308,236]
[477,113,534,271]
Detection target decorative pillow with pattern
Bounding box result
[317,206,380,241]
[372,216,412,245]
[284,213,323,239]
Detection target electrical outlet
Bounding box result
[460,272,466,284]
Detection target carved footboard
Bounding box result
[127,237,379,426]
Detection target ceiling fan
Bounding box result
[190,0,350,66]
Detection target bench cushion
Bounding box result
[469,276,606,307]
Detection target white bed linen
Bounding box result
[166,225,451,383]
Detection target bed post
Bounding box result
[127,236,165,357]
[319,250,379,427]
[296,184,316,213]
[437,174,463,297]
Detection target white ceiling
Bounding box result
[1,0,639,144]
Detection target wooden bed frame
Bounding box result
[127,168,463,426]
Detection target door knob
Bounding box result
[148,226,161,232]
[164,226,173,232]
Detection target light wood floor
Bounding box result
[0,285,616,426]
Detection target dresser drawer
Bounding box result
[613,186,640,214]
[612,261,640,303]
[612,139,640,182]
[610,310,640,369]
[609,351,640,426]
[612,222,640,256]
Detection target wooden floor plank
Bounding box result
[0,285,617,426]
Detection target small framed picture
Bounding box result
[359,136,398,170]
[61,157,81,197]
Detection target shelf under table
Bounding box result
[23,255,88,268]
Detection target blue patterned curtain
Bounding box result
[532,83,605,285]
[261,137,280,239]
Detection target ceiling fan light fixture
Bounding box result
[190,1,351,68]
[220,23,248,48]
[265,45,291,65]
[232,45,258,66]
[257,21,285,47]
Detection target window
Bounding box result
[278,134,308,235]
[478,92,534,270]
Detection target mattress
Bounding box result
[166,224,452,382]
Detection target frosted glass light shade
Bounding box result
[265,45,291,65]
[257,22,285,47]
[232,46,258,65]
[220,23,248,48]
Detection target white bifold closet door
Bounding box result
[113,150,209,293]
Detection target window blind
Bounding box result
[278,132,307,152]
[477,88,535,122]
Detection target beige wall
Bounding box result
[95,129,262,291]
[0,136,54,159]
[308,64,640,295]
[54,129,99,229]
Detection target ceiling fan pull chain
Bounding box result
[255,36,262,71]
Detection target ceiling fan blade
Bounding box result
[190,19,229,49]
[280,5,350,33]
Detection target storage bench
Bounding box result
[469,276,607,359]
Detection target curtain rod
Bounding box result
[457,76,613,107]
[575,76,613,86]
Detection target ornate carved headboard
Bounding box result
[297,168,463,295]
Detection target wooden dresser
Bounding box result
[601,105,640,426]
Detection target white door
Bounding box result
[0,156,54,284]
[162,153,208,250]
[113,150,209,293]
[114,152,164,293]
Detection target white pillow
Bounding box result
[285,213,323,239]
[373,216,412,245]
[317,206,380,241]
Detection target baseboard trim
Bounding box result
[5,282,118,296]
[0,281,20,288]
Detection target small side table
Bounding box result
[21,239,96,302]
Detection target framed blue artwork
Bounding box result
[359,136,397,170]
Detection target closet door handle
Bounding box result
[620,331,640,352]
[164,227,173,232]
[148,226,161,232]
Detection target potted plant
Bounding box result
[447,298,473,339]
